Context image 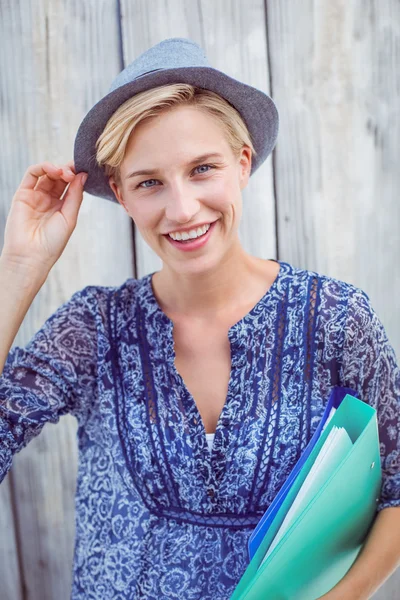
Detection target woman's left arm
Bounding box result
[320,287,400,599]
[318,506,400,599]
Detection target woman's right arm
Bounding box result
[0,160,93,483]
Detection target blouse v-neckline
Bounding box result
[146,259,285,334]
[138,260,289,428]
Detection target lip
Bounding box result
[164,220,218,252]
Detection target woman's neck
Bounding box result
[151,249,279,321]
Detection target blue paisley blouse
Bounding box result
[1,260,399,599]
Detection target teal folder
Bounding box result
[231,394,382,600]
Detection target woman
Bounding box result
[0,38,399,600]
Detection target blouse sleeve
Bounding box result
[0,285,99,484]
[340,287,400,512]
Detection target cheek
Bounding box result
[126,201,162,228]
[205,178,237,210]
[219,187,241,218]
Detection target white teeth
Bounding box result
[169,223,211,241]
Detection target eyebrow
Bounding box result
[124,153,225,180]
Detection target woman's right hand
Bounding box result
[2,160,88,275]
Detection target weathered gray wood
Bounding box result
[121,0,277,278]
[0,477,23,600]
[266,0,400,359]
[0,0,133,598]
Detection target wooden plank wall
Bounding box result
[0,0,398,598]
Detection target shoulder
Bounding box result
[69,275,143,313]
[72,275,157,332]
[281,260,371,312]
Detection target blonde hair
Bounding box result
[95,83,256,184]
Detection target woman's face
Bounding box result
[109,104,252,276]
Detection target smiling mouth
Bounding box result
[163,219,218,250]
[164,221,217,240]
[170,229,210,243]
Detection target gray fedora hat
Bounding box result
[74,37,279,203]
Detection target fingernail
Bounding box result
[81,173,88,184]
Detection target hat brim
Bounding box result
[74,66,279,202]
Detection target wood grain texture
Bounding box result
[266,0,400,358]
[0,0,133,598]
[0,477,23,600]
[120,0,277,278]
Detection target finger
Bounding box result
[60,172,87,226]
[58,162,75,177]
[35,175,70,197]
[35,167,75,195]
[18,163,63,191]
[65,160,76,173]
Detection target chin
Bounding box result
[174,254,226,278]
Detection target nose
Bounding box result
[164,180,201,224]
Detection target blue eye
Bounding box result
[135,164,215,190]
[194,164,214,174]
[137,178,159,189]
